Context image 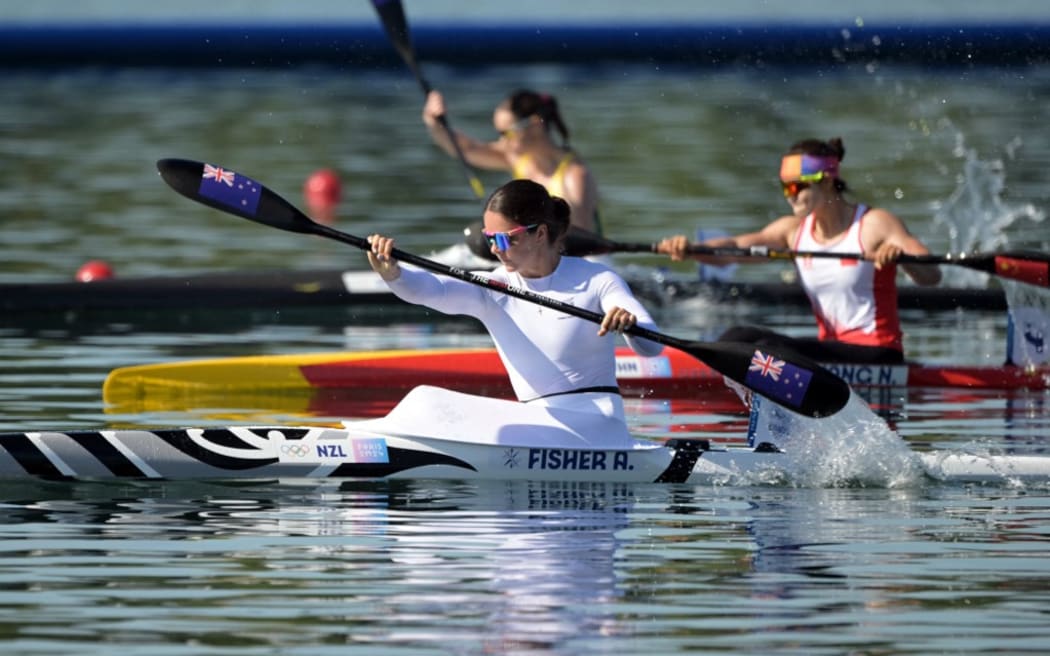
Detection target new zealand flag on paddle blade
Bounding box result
[743,349,812,409]
[198,163,262,215]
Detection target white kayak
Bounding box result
[1,386,1048,485]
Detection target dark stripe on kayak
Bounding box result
[197,427,309,450]
[152,429,279,471]
[655,439,711,483]
[66,432,146,478]
[0,434,70,480]
[328,446,477,478]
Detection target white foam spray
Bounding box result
[746,391,925,488]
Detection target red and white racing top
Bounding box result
[793,204,903,351]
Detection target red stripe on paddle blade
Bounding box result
[995,255,1050,287]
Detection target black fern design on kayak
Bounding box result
[328,446,476,478]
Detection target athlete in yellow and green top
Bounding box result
[422,89,603,235]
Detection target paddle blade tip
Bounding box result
[154,157,319,235]
[994,253,1050,287]
[797,373,852,418]
[156,157,203,197]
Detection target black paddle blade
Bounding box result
[462,222,499,261]
[371,0,411,51]
[683,340,851,417]
[370,0,421,77]
[563,227,652,256]
[370,0,482,197]
[156,159,317,236]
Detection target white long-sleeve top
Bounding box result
[385,256,664,402]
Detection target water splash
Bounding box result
[927,137,1050,367]
[746,392,924,488]
[930,135,1046,287]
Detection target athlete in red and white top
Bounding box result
[368,179,662,431]
[794,202,902,350]
[657,137,941,364]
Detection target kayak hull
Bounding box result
[12,385,1049,485]
[102,347,1050,409]
[3,425,1047,485]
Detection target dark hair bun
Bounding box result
[485,179,570,244]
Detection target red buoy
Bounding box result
[305,169,341,203]
[75,260,114,282]
[304,168,342,224]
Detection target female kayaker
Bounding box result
[657,137,942,364]
[367,179,661,439]
[422,88,602,235]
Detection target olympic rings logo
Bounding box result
[280,443,311,458]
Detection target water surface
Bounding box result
[2,44,1050,656]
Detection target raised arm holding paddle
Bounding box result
[422,89,603,236]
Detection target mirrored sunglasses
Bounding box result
[781,180,811,197]
[482,223,539,251]
[781,171,825,198]
[498,118,532,139]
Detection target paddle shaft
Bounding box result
[370,0,485,199]
[691,245,1050,287]
[310,224,849,417]
[567,230,1050,287]
[321,224,687,349]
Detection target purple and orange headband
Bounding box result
[779,154,839,183]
